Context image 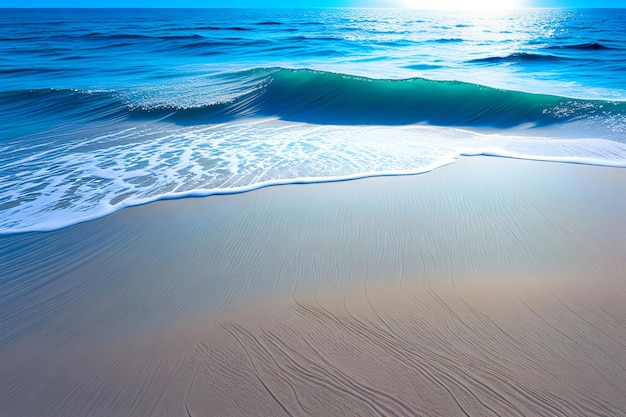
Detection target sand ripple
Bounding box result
[1,157,625,416]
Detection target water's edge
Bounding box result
[3,151,624,236]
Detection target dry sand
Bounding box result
[1,156,625,416]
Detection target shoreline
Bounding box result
[1,156,625,416]
[3,147,626,235]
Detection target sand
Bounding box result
[1,156,625,416]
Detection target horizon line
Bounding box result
[1,6,625,8]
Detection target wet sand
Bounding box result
[1,156,625,416]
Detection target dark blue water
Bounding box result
[1,8,626,233]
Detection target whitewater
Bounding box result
[1,8,625,233]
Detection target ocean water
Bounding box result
[1,8,625,233]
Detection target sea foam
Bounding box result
[2,117,625,234]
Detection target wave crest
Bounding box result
[3,68,625,130]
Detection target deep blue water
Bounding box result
[1,8,626,233]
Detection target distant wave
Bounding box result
[469,52,570,64]
[546,42,616,50]
[288,35,344,42]
[3,68,624,130]
[192,26,252,31]
[0,36,39,41]
[0,68,66,75]
[169,26,253,31]
[81,33,205,40]
[403,64,443,70]
[427,38,464,43]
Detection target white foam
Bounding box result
[1,119,626,234]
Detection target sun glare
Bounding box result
[400,0,522,9]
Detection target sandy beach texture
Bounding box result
[1,156,625,417]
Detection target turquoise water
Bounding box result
[1,8,626,233]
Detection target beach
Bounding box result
[1,156,625,416]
